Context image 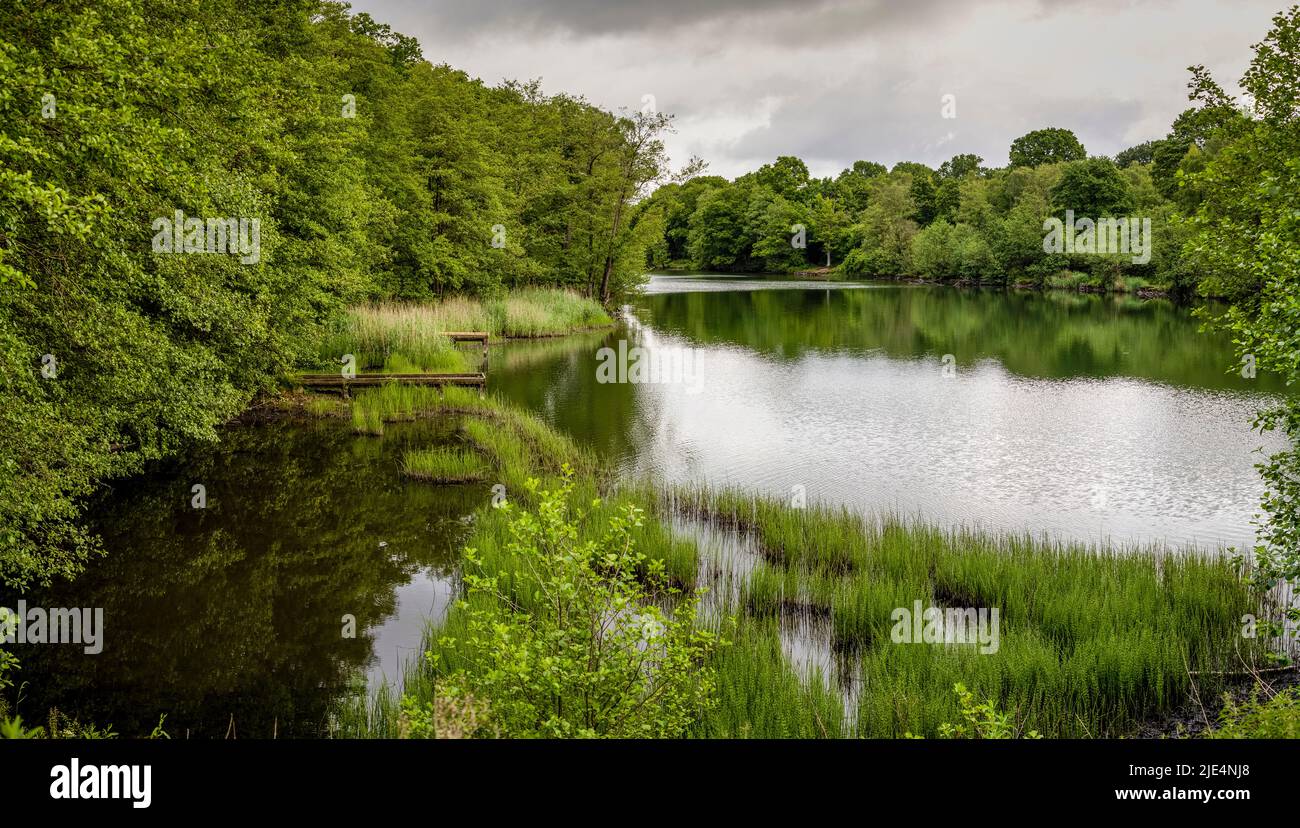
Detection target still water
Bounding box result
[495,275,1286,551]
[5,275,1285,735]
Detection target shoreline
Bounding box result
[658,267,1192,301]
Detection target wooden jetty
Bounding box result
[297,371,485,388]
[297,331,490,389]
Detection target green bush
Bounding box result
[401,469,724,738]
[1206,687,1300,739]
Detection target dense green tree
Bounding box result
[1009,127,1087,167]
[937,153,985,180]
[832,160,887,215]
[808,195,851,267]
[909,173,939,226]
[686,184,753,270]
[934,178,962,224]
[841,175,916,276]
[748,156,812,203]
[911,220,958,280]
[648,176,727,261]
[1149,104,1245,202]
[1114,140,1159,167]
[1050,158,1134,218]
[747,192,808,272]
[1183,6,1300,582]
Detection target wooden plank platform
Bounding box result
[300,332,491,388]
[297,372,486,388]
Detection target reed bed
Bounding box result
[315,288,611,373]
[667,482,1265,737]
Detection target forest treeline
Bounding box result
[0,0,678,587]
[643,102,1237,295]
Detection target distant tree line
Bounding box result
[642,105,1238,296]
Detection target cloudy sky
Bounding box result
[350,0,1281,180]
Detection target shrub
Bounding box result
[405,468,724,738]
[1206,687,1300,739]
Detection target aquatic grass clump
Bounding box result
[667,480,1268,737]
[351,403,384,436]
[349,384,448,431]
[303,394,346,417]
[491,288,612,338]
[401,447,488,482]
[317,303,470,373]
[694,617,846,739]
[381,351,467,374]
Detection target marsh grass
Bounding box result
[314,288,611,373]
[495,288,612,337]
[401,447,488,482]
[693,617,847,739]
[317,306,469,374]
[666,482,1265,737]
[303,395,346,418]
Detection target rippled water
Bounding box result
[494,274,1289,551]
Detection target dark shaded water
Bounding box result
[4,276,1286,736]
[5,419,482,737]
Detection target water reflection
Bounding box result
[3,419,480,737]
[493,277,1287,550]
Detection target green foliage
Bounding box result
[1050,157,1134,218]
[673,481,1264,738]
[0,0,658,587]
[930,683,1043,739]
[1206,687,1300,738]
[938,153,985,180]
[400,447,487,482]
[2,645,118,738]
[1184,5,1300,584]
[1114,140,1159,167]
[407,470,724,738]
[659,125,1177,289]
[1009,127,1087,168]
[841,175,917,276]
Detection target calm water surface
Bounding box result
[494,274,1287,551]
[5,275,1285,735]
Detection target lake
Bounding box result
[5,275,1285,736]
[495,275,1285,551]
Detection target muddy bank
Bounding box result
[1136,667,1300,738]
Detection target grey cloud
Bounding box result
[350,0,1284,179]
[391,0,947,38]
[722,71,1155,172]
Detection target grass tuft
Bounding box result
[401,447,488,482]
